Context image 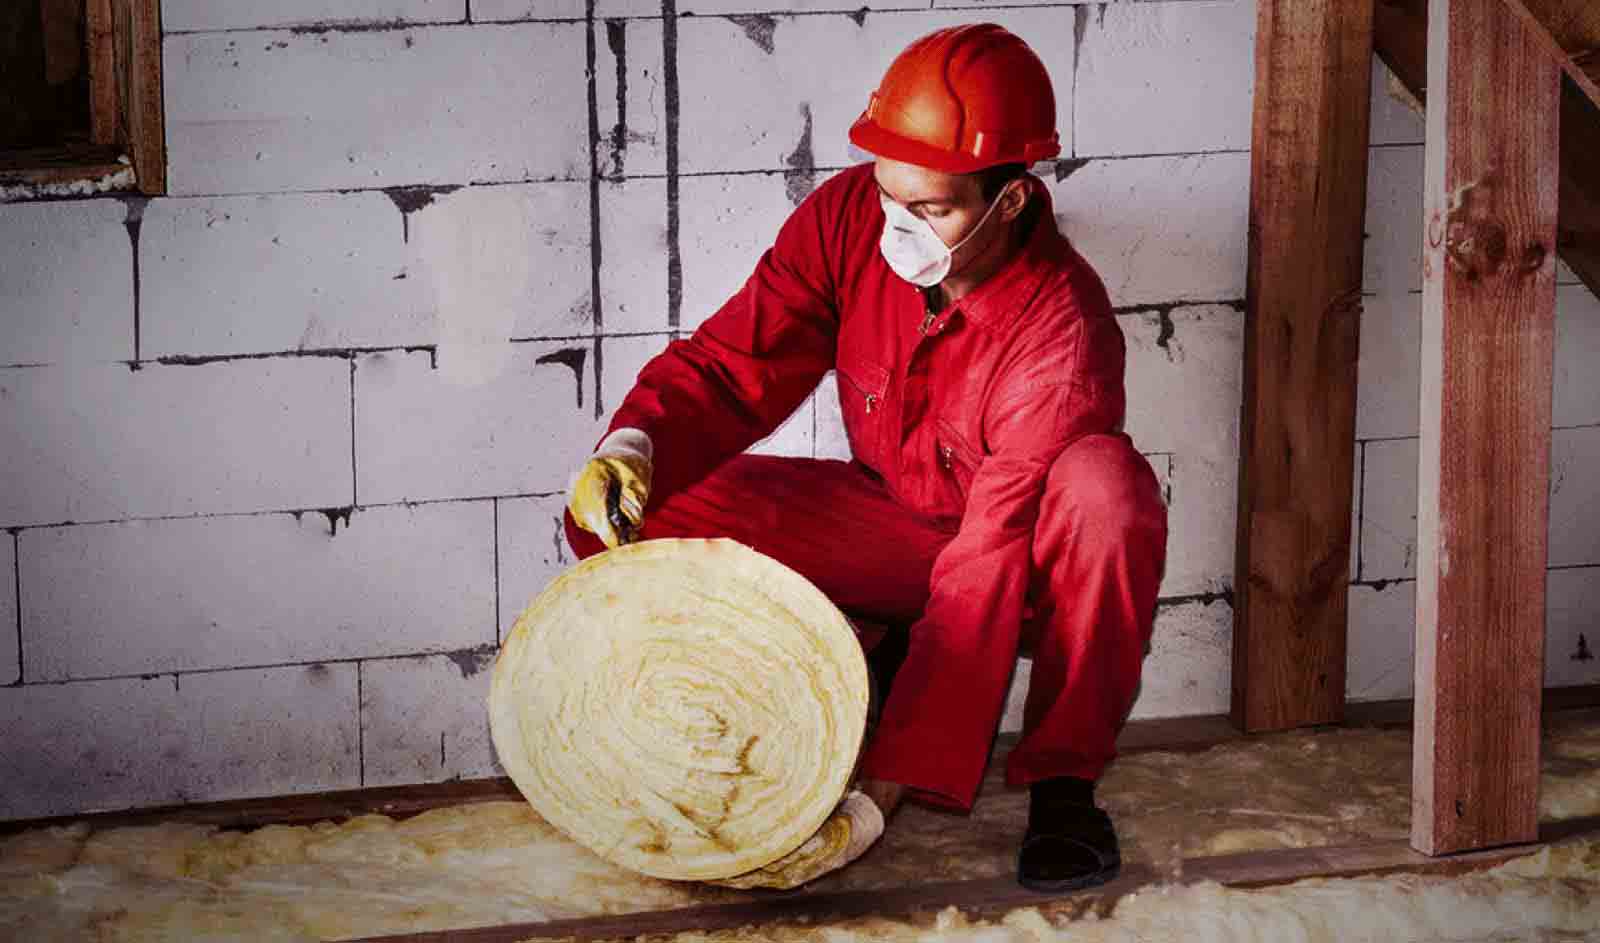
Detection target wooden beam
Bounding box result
[347,817,1600,943]
[85,0,117,147]
[111,0,165,194]
[1374,0,1600,300]
[1232,1,1374,731]
[1499,0,1600,106]
[1413,0,1561,857]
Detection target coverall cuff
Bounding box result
[858,733,984,813]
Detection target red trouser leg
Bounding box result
[563,455,954,627]
[1004,433,1168,788]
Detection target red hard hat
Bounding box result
[849,24,1060,175]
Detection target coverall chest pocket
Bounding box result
[836,356,891,473]
[935,418,982,500]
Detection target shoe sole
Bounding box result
[1016,860,1120,894]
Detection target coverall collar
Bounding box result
[940,175,1063,331]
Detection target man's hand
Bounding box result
[709,790,885,890]
[569,429,653,548]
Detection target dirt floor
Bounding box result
[2,712,1598,941]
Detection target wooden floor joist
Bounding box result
[1231,0,1374,732]
[1413,0,1561,856]
[346,816,1600,943]
[1374,0,1600,299]
[1499,0,1600,106]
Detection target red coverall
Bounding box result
[565,163,1167,811]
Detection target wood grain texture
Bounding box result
[1232,0,1374,732]
[1499,0,1600,105]
[1374,0,1600,299]
[1413,0,1561,857]
[110,0,164,194]
[85,0,117,147]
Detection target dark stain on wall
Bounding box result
[783,103,816,207]
[536,346,588,410]
[728,14,777,54]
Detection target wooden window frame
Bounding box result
[0,0,165,197]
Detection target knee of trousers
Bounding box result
[1034,433,1169,567]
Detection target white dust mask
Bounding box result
[877,184,1010,288]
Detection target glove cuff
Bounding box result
[595,427,653,463]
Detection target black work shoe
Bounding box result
[1016,777,1121,893]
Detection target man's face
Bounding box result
[872,156,995,272]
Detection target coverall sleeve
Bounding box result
[858,312,1128,811]
[605,185,844,500]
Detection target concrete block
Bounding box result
[0,664,358,820]
[361,652,501,787]
[1369,61,1425,147]
[1355,291,1421,440]
[414,183,594,347]
[687,0,922,15]
[1122,302,1244,594]
[675,8,1075,175]
[1549,425,1600,569]
[748,395,814,458]
[1547,567,1600,689]
[599,177,671,335]
[1362,145,1424,296]
[355,345,602,505]
[815,372,849,460]
[164,24,588,195]
[140,192,428,357]
[144,185,589,358]
[596,18,667,178]
[1351,447,1363,582]
[497,492,575,628]
[1357,435,1418,583]
[1554,284,1600,429]
[0,360,352,528]
[1073,1,1256,158]
[1346,580,1415,702]
[2,538,15,686]
[1557,258,1580,286]
[1123,304,1243,458]
[162,0,464,31]
[1049,153,1250,306]
[20,503,494,681]
[1360,427,1599,578]
[0,199,132,366]
[473,0,593,19]
[599,333,672,418]
[678,171,802,333]
[1128,598,1233,720]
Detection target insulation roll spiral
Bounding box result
[489,538,870,882]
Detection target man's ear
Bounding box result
[997,178,1029,223]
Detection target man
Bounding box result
[564,23,1167,892]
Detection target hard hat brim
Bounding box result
[848,112,1060,175]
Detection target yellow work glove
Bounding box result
[708,790,885,890]
[568,428,653,548]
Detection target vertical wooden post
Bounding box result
[1413,0,1560,856]
[111,0,166,194]
[1232,1,1374,731]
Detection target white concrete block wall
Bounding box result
[5,0,1600,820]
[162,0,466,32]
[2,538,16,687]
[19,504,494,681]
[362,653,501,787]
[0,665,358,820]
[163,24,589,195]
[0,199,134,366]
[1,360,352,527]
[1073,1,1256,158]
